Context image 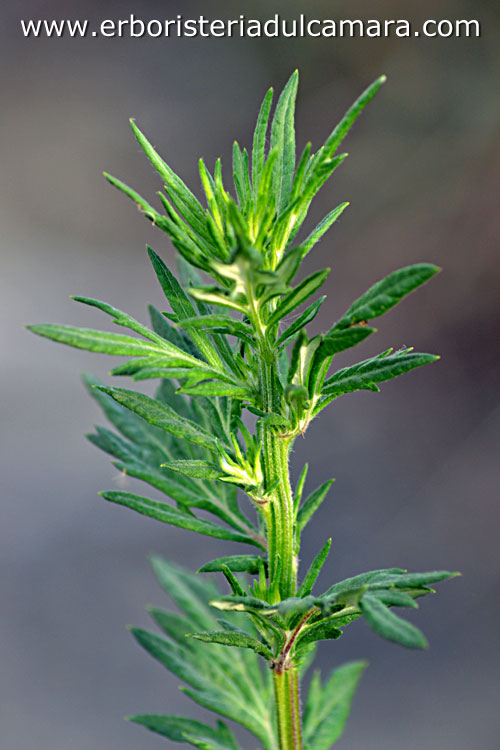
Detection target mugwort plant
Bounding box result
[29,71,457,750]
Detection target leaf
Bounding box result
[179,315,255,345]
[296,479,335,533]
[130,120,208,234]
[232,142,250,212]
[317,75,387,167]
[148,303,201,357]
[321,568,407,600]
[129,715,238,750]
[277,295,326,348]
[293,463,309,512]
[303,661,367,749]
[297,539,332,596]
[360,593,428,648]
[189,631,273,661]
[161,460,223,480]
[270,70,299,211]
[198,555,267,574]
[210,595,276,615]
[372,590,418,608]
[252,87,273,193]
[301,202,350,256]
[27,324,167,357]
[220,565,246,596]
[131,626,208,688]
[179,381,251,399]
[101,491,259,545]
[189,285,247,313]
[295,618,342,648]
[388,570,459,588]
[104,172,166,223]
[267,269,330,328]
[318,324,376,359]
[322,351,439,398]
[151,556,219,630]
[337,263,440,329]
[95,386,219,452]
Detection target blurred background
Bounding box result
[1,0,499,748]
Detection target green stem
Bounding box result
[258,353,302,749]
[273,668,303,750]
[258,355,296,600]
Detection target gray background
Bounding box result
[1,1,499,748]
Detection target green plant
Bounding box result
[28,71,457,750]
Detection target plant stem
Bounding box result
[273,668,303,750]
[258,356,296,600]
[258,353,302,748]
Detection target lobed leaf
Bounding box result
[321,351,439,399]
[95,386,220,452]
[360,593,428,649]
[189,631,273,661]
[336,263,440,329]
[27,324,167,357]
[101,491,259,545]
[129,715,238,750]
[303,660,367,749]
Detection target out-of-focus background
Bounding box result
[1,1,499,748]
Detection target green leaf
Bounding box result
[389,570,459,588]
[295,618,342,649]
[95,386,219,452]
[189,285,247,313]
[296,479,335,533]
[321,568,407,600]
[189,631,273,661]
[210,595,276,615]
[301,202,349,257]
[130,120,208,234]
[372,590,418,608]
[297,539,332,596]
[27,324,167,357]
[360,593,428,648]
[103,172,166,225]
[232,142,250,212]
[252,87,273,193]
[322,351,439,398]
[101,491,259,545]
[270,70,299,211]
[179,315,255,345]
[277,295,326,348]
[129,715,238,750]
[161,460,223,480]
[179,381,250,399]
[337,263,440,328]
[198,555,267,574]
[329,77,385,148]
[220,564,246,596]
[131,626,208,689]
[150,556,219,630]
[317,325,376,358]
[303,660,367,749]
[267,269,330,328]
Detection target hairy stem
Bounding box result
[258,355,296,600]
[258,352,302,748]
[273,668,303,750]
